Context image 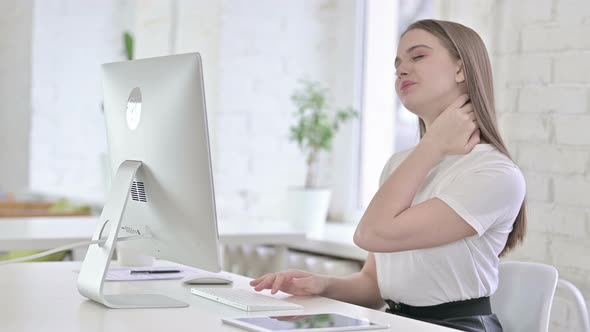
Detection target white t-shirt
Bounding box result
[374,143,526,306]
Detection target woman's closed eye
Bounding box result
[394,55,426,77]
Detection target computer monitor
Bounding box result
[77,53,221,309]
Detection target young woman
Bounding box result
[250,19,526,332]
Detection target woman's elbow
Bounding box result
[353,228,372,250]
[354,226,401,252]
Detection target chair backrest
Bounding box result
[557,279,590,332]
[491,261,558,332]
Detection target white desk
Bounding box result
[0,262,455,332]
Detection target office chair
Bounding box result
[491,261,558,332]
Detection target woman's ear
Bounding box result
[455,60,465,83]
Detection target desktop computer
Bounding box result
[77,53,222,308]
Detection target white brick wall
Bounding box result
[26,0,357,217]
[498,113,553,143]
[522,24,590,52]
[28,0,134,203]
[527,203,589,239]
[555,116,590,144]
[518,87,587,113]
[555,54,590,84]
[553,176,590,206]
[214,0,357,220]
[0,0,33,193]
[440,0,590,330]
[518,146,588,174]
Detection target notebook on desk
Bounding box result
[105,266,187,281]
[74,265,229,282]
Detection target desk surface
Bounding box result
[0,262,455,332]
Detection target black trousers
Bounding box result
[384,297,503,332]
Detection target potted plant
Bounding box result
[286,80,358,234]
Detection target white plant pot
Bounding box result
[116,241,155,267]
[285,188,331,236]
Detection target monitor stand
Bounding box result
[77,160,188,308]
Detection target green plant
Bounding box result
[289,80,358,188]
[48,198,91,214]
[123,31,134,60]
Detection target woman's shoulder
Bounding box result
[460,144,525,186]
[468,144,520,169]
[380,144,523,185]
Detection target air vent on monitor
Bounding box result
[130,181,147,202]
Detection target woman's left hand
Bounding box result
[422,94,480,156]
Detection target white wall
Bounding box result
[0,0,33,193]
[133,0,358,221]
[212,0,358,220]
[437,0,590,330]
[29,0,135,203]
[26,0,358,219]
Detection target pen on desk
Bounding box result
[130,269,181,274]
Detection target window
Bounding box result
[334,0,432,224]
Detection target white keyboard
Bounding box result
[190,288,303,311]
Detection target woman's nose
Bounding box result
[395,65,409,79]
[395,71,408,83]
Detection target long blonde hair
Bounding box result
[402,19,526,257]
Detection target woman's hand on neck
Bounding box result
[420,94,481,157]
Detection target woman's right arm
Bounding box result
[250,253,384,310]
[321,253,384,309]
